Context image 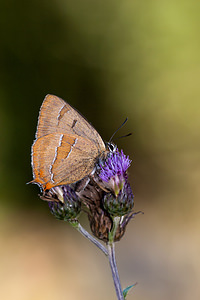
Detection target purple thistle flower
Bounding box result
[99,149,131,196]
[100,150,131,182]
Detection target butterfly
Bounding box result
[31,94,110,191]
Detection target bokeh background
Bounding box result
[1,0,200,299]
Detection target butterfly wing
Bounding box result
[32,95,106,190]
[36,94,105,150]
[32,132,103,190]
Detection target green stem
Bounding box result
[109,216,120,243]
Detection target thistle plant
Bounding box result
[40,148,140,300]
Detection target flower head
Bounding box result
[99,149,131,196]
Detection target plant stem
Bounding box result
[70,221,108,256]
[108,242,124,300]
[70,218,124,299]
[108,216,124,300]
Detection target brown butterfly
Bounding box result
[31,94,109,191]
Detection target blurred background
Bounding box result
[1,0,200,299]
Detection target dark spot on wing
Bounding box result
[58,105,70,123]
[72,119,77,128]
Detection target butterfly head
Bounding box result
[106,142,117,153]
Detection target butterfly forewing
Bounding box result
[36,94,105,150]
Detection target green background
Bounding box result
[1,1,200,299]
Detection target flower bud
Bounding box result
[48,185,81,221]
[88,206,136,242]
[103,181,134,217]
[88,206,112,242]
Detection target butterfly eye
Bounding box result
[107,142,117,152]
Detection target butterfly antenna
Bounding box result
[117,132,132,139]
[109,117,128,143]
